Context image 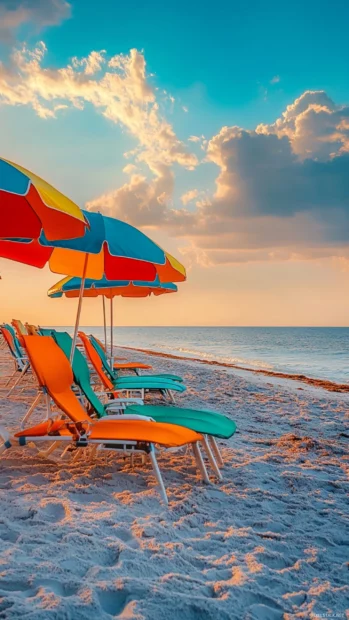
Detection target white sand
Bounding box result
[0,348,348,619]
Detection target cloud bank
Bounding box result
[90,90,349,265]
[0,42,348,266]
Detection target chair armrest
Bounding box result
[105,398,144,408]
[103,413,154,422]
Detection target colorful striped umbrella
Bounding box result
[0,210,186,282]
[48,275,177,361]
[0,210,186,359]
[0,157,88,241]
[48,275,178,298]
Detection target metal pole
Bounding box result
[102,296,107,351]
[70,253,88,364]
[110,296,114,367]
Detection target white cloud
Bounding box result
[1,43,348,268]
[256,90,349,159]
[72,51,106,76]
[181,189,199,205]
[0,44,197,172]
[123,164,138,175]
[87,90,349,266]
[0,0,71,42]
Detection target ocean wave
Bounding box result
[157,345,274,370]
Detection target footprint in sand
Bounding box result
[0,527,18,543]
[97,588,130,616]
[37,501,68,522]
[0,580,32,593]
[34,579,79,598]
[113,527,140,548]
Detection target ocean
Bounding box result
[58,326,349,384]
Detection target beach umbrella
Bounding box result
[48,275,177,361]
[0,210,186,359]
[0,157,88,241]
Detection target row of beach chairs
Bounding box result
[0,320,236,504]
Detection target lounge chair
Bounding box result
[0,335,210,504]
[11,319,28,346]
[78,332,186,402]
[89,334,183,382]
[92,336,128,362]
[53,331,235,474]
[25,323,40,335]
[0,325,31,395]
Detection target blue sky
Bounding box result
[44,0,349,121]
[0,0,349,326]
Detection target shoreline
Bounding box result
[119,345,349,393]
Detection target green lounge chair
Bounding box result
[53,331,236,472]
[79,331,186,402]
[89,334,183,383]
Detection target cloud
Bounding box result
[87,169,172,227]
[1,43,348,268]
[0,43,197,170]
[181,189,199,205]
[87,90,349,266]
[72,51,106,76]
[0,0,71,42]
[256,90,349,160]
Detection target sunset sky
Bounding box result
[1,0,349,326]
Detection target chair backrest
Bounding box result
[94,336,106,351]
[89,335,115,380]
[1,326,18,360]
[22,335,90,424]
[78,331,114,392]
[25,324,39,335]
[53,331,105,418]
[3,324,23,359]
[38,327,55,337]
[11,319,27,346]
[12,319,27,335]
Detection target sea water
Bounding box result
[56,326,349,383]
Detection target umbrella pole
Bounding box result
[110,297,114,367]
[70,254,88,364]
[102,296,107,351]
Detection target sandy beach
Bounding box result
[0,347,348,619]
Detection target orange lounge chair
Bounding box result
[89,334,152,372]
[0,325,31,395]
[78,331,185,402]
[0,335,208,504]
[93,336,128,363]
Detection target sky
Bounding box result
[0,0,349,326]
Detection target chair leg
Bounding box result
[192,442,210,484]
[21,392,43,429]
[149,444,168,505]
[201,435,223,481]
[72,449,83,463]
[3,368,17,388]
[45,392,52,419]
[37,441,60,459]
[7,364,29,396]
[209,436,224,468]
[0,425,12,454]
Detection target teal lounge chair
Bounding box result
[79,331,186,402]
[89,334,183,383]
[53,331,236,472]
